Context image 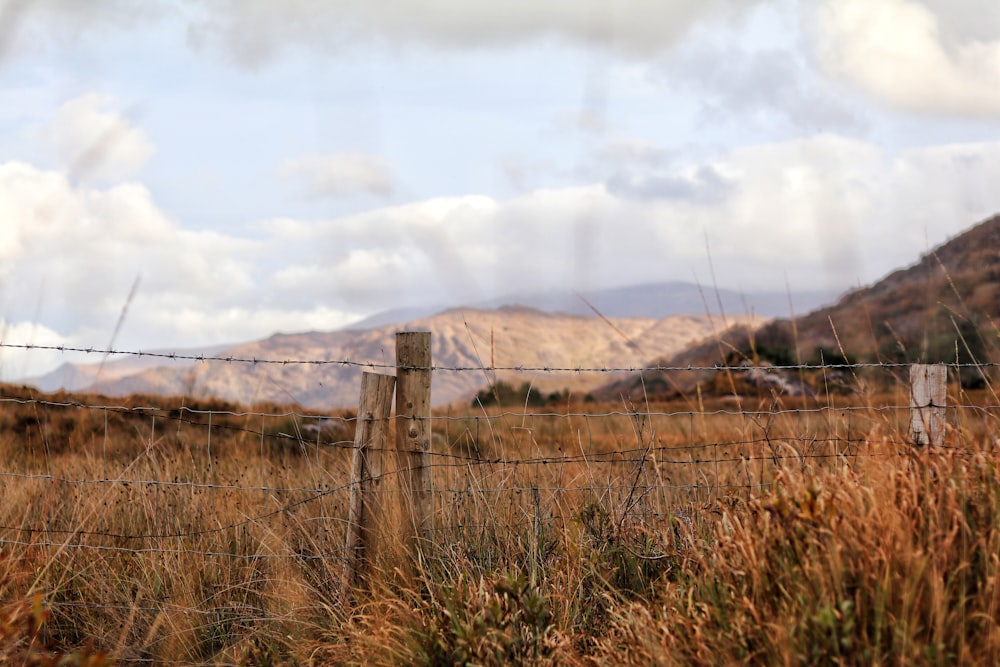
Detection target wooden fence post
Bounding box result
[343,371,396,590]
[909,363,946,447]
[395,331,432,560]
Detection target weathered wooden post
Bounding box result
[395,331,432,560]
[343,371,396,590]
[909,363,946,447]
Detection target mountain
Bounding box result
[348,281,838,328]
[19,278,832,407]
[347,306,443,330]
[23,344,234,393]
[78,308,755,409]
[599,214,1000,401]
[474,281,837,319]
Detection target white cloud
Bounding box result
[0,318,71,379]
[186,0,767,66]
[264,196,501,309]
[278,153,396,198]
[498,155,557,192]
[0,159,369,378]
[37,93,155,183]
[815,0,1000,116]
[133,303,358,344]
[663,45,865,132]
[0,0,773,69]
[917,0,1000,46]
[607,163,734,203]
[593,140,674,167]
[640,1,868,134]
[0,162,248,304]
[0,0,164,62]
[0,161,262,346]
[554,109,608,135]
[260,135,1000,309]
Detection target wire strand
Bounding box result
[3,342,997,372]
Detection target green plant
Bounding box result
[408,573,554,666]
[473,381,547,408]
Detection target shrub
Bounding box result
[593,450,1000,665]
[368,573,557,667]
[0,557,109,665]
[473,381,547,408]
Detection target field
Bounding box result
[0,369,998,665]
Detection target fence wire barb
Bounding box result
[2,341,997,372]
[3,395,996,424]
[0,537,337,561]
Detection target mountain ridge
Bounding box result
[72,307,758,409]
[598,213,1000,401]
[348,280,837,329]
[21,278,831,406]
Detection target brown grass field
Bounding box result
[0,370,998,665]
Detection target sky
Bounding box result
[2,0,1000,379]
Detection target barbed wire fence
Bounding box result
[0,335,997,663]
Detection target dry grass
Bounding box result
[0,378,997,665]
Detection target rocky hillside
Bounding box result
[776,213,999,365]
[73,307,750,409]
[601,214,1000,401]
[25,344,234,393]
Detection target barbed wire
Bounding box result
[0,497,764,557]
[0,492,796,565]
[0,470,339,493]
[2,394,994,464]
[3,394,995,423]
[0,436,878,477]
[0,451,837,535]
[3,341,998,372]
[0,395,354,421]
[0,537,335,560]
[0,390,974,479]
[0,394,984,470]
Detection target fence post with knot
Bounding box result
[909,363,946,447]
[395,331,433,564]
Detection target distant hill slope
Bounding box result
[19,278,832,405]
[79,308,752,409]
[350,281,837,328]
[600,214,1000,400]
[24,344,234,393]
[474,281,836,319]
[777,213,999,364]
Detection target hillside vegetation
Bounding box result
[603,214,1000,402]
[772,213,999,367]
